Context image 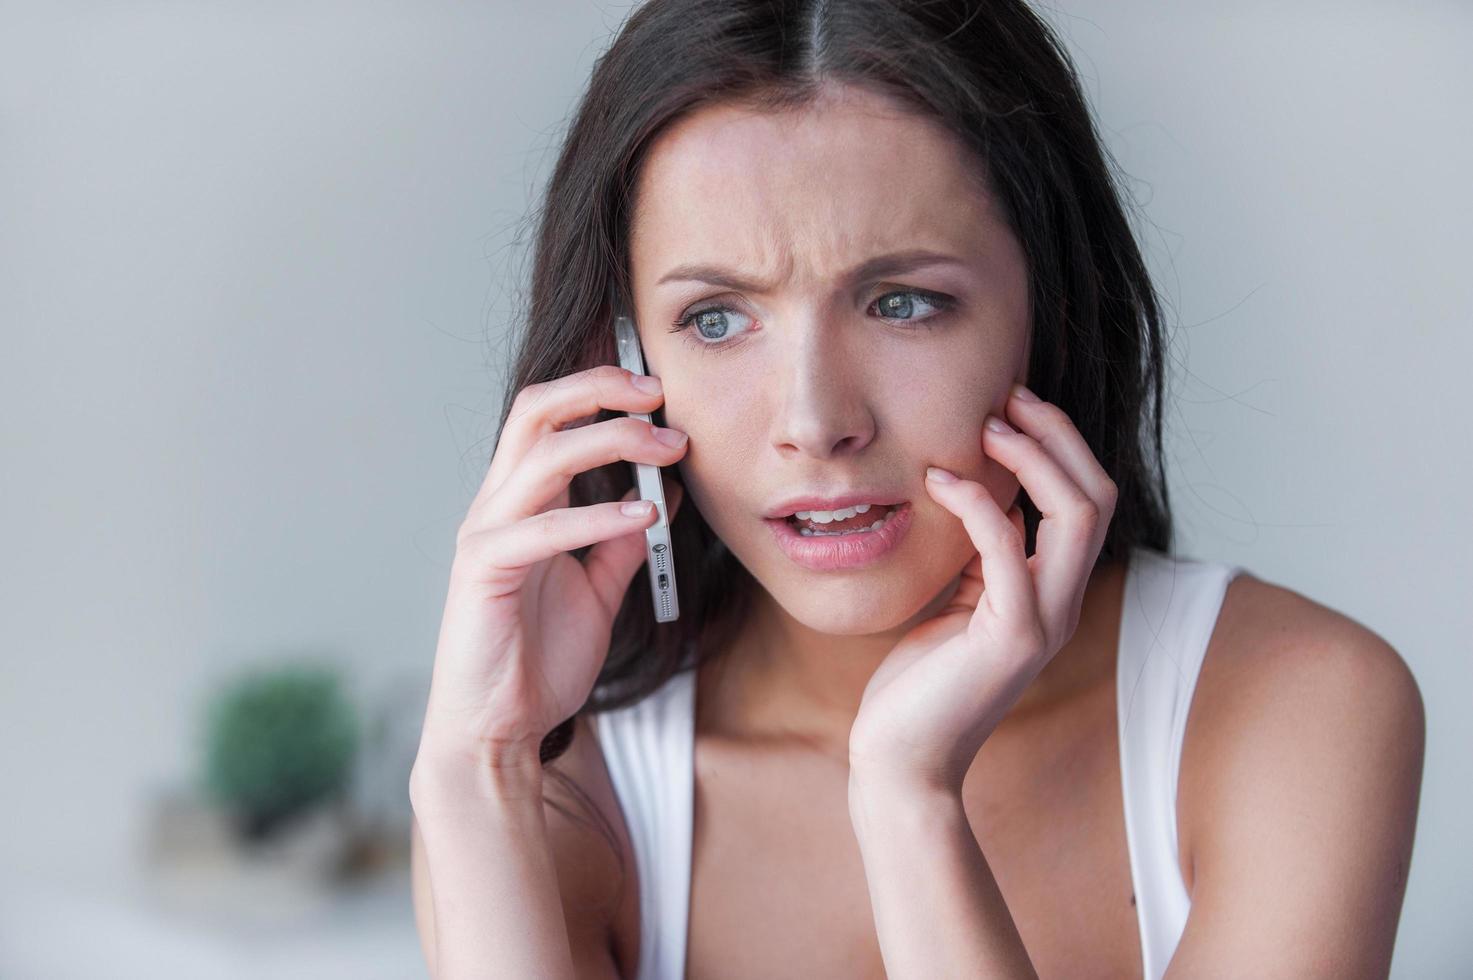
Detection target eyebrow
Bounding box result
[655,248,969,292]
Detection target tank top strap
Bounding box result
[1116,546,1246,979]
[596,548,1245,980]
[593,668,697,980]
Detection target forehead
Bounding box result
[630,86,1004,280]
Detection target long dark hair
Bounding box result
[501,0,1174,788]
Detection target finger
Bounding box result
[477,365,667,508]
[454,492,667,597]
[582,486,649,617]
[1004,385,1118,516]
[943,550,985,614]
[982,413,1103,641]
[1007,502,1026,548]
[924,466,1039,639]
[582,481,683,617]
[472,415,688,529]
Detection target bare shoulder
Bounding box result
[1171,570,1426,976]
[1191,570,1423,724]
[1181,570,1426,856]
[543,711,640,976]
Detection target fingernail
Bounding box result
[1011,382,1039,402]
[985,414,1015,434]
[621,500,654,517]
[926,466,958,483]
[653,426,689,448]
[632,373,663,395]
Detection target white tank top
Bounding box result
[593,546,1244,979]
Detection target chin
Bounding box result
[787,597,915,636]
[738,558,937,634]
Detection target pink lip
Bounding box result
[762,502,913,571]
[764,491,907,519]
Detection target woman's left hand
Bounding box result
[847,383,1118,796]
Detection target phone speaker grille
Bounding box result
[653,549,672,617]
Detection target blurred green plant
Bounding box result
[202,661,359,841]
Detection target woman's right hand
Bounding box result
[413,363,688,774]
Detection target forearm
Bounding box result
[848,770,1038,979]
[410,748,576,980]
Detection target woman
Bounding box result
[408,1,1425,976]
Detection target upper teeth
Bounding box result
[793,503,878,523]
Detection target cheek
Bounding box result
[884,321,1019,409]
[654,381,726,442]
[657,385,755,501]
[885,368,1019,505]
[886,377,998,460]
[895,327,1025,442]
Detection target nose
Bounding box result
[769,313,878,461]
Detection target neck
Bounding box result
[697,558,1127,758]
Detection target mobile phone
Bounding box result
[614,313,680,623]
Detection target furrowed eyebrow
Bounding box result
[655,248,968,292]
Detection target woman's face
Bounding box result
[628,84,1031,636]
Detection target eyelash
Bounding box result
[667,289,957,350]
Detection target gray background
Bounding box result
[2,1,1468,976]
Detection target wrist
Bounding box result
[848,766,962,835]
[410,738,546,808]
[848,754,960,800]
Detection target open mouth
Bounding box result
[763,501,914,571]
[784,502,902,536]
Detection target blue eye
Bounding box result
[874,291,946,320]
[668,289,955,350]
[670,305,756,346]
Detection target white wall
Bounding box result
[1,1,1466,975]
[1046,5,1471,975]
